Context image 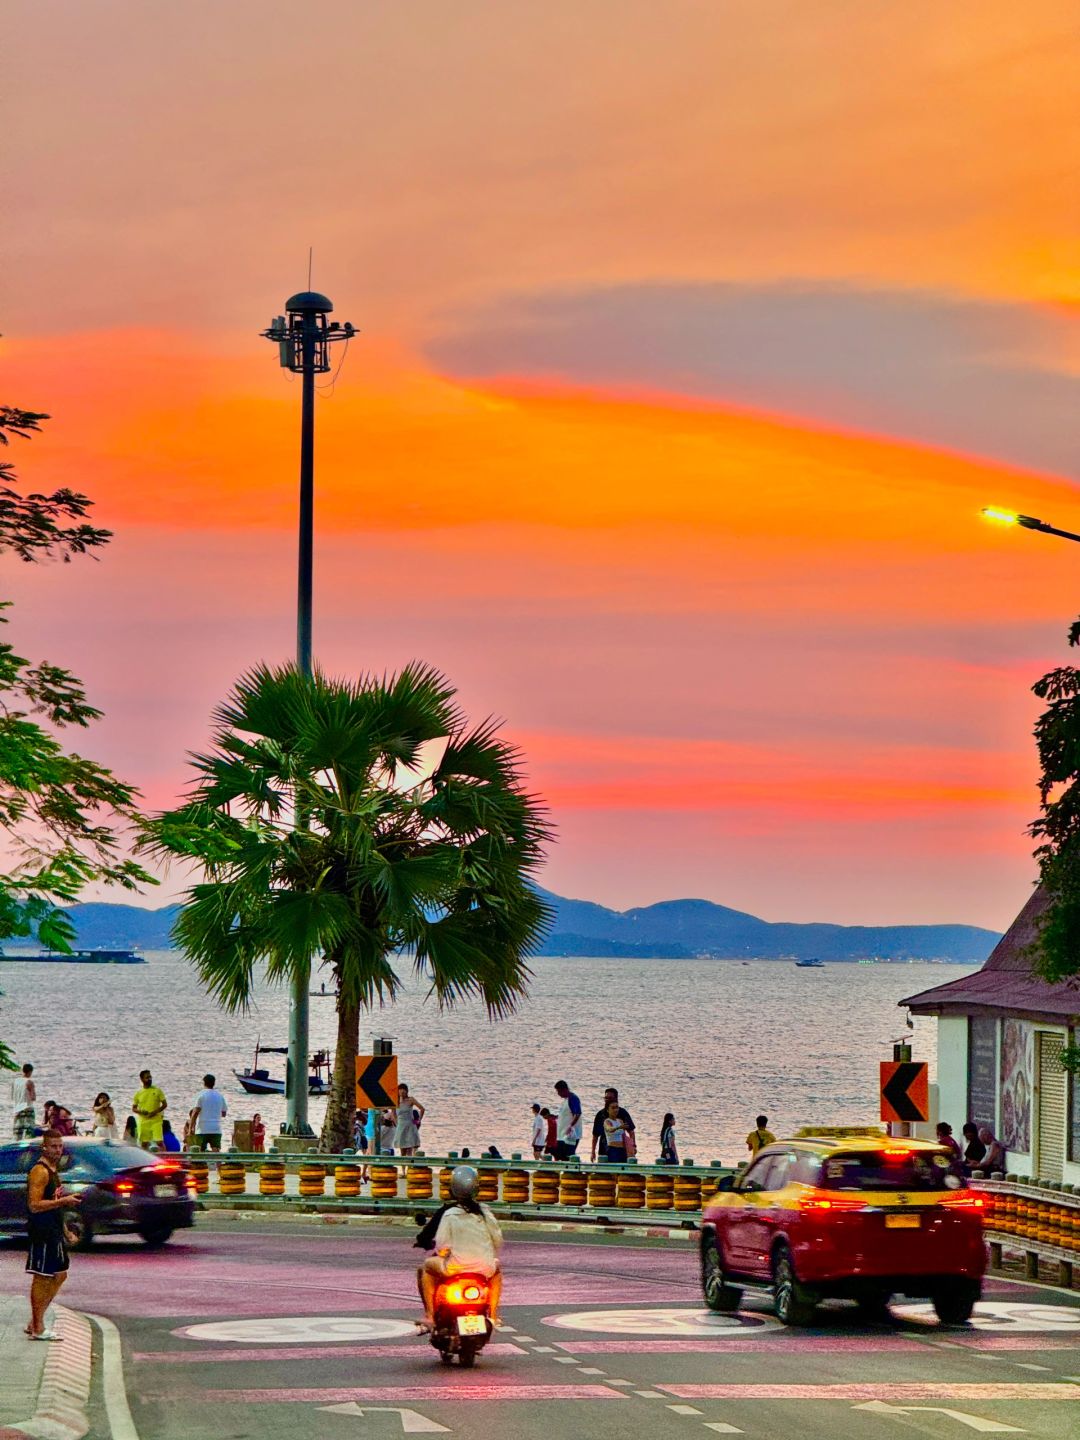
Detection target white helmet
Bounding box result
[449,1165,479,1202]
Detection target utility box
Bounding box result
[232,1120,257,1152]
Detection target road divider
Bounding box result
[973,1176,1080,1288]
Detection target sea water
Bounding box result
[2,952,970,1163]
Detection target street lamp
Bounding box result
[261,290,355,1138]
[981,507,1080,546]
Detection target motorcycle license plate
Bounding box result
[457,1314,487,1336]
[153,1184,177,1198]
[885,1213,921,1229]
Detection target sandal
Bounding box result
[415,1319,434,1334]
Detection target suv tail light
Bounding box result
[798,1190,867,1212]
[939,1192,986,1209]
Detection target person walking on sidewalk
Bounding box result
[25,1130,81,1340]
[553,1079,582,1160]
[394,1083,424,1156]
[132,1069,167,1149]
[746,1114,776,1156]
[530,1103,546,1158]
[188,1074,227,1152]
[12,1063,36,1140]
[590,1087,635,1163]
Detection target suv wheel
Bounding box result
[931,1280,979,1326]
[701,1232,742,1313]
[772,1243,817,1326]
[139,1226,174,1248]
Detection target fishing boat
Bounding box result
[794,956,825,968]
[234,1041,333,1096]
[0,948,145,964]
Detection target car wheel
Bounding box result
[66,1213,94,1251]
[856,1289,893,1321]
[701,1232,742,1313]
[772,1244,817,1326]
[138,1226,174,1248]
[931,1280,979,1326]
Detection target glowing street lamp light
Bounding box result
[980,507,1080,546]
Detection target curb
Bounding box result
[6,1305,92,1440]
[198,1205,697,1242]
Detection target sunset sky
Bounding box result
[3,2,1078,930]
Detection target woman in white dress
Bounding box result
[92,1092,119,1141]
[393,1083,424,1156]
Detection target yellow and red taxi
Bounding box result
[700,1134,985,1326]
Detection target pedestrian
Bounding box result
[530,1103,546,1159]
[977,1125,1006,1173]
[590,1087,635,1162]
[600,1099,630,1163]
[394,1083,424,1156]
[935,1122,962,1162]
[132,1069,168,1148]
[43,1102,75,1137]
[188,1073,227,1153]
[123,1115,139,1143]
[553,1079,582,1160]
[11,1062,36,1140]
[91,1092,118,1141]
[746,1114,776,1156]
[541,1106,557,1156]
[25,1129,81,1340]
[380,1107,396,1155]
[160,1119,182,1153]
[660,1112,679,1165]
[961,1121,986,1171]
[354,1108,369,1154]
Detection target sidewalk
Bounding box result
[0,1293,93,1440]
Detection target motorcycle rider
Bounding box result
[416,1166,503,1332]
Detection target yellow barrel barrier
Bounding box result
[617,1170,646,1209]
[334,1164,362,1198]
[501,1168,530,1205]
[531,1169,560,1206]
[700,1172,723,1204]
[438,1166,453,1201]
[478,1168,500,1204]
[218,1159,246,1196]
[298,1163,326,1198]
[369,1163,398,1200]
[587,1170,617,1209]
[406,1165,433,1201]
[673,1173,702,1212]
[559,1168,588,1208]
[259,1160,286,1196]
[645,1172,674,1211]
[188,1159,209,1195]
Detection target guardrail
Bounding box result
[178,1150,735,1227]
[971,1175,1080,1287]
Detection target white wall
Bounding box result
[936,1015,968,1132]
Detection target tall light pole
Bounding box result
[262,291,355,1137]
[981,507,1080,546]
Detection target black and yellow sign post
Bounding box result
[356,1049,399,1157]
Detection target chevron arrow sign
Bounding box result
[879,1060,929,1123]
[356,1054,399,1109]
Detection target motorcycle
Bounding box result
[429,1271,493,1367]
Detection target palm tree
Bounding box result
[144,662,553,1151]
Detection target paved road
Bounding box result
[2,1218,1079,1439]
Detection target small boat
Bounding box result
[309,981,336,998]
[0,947,145,964]
[794,957,825,968]
[234,1041,333,1096]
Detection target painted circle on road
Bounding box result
[177,1316,418,1344]
[544,1307,772,1335]
[892,1301,1080,1332]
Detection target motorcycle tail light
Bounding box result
[442,1280,489,1306]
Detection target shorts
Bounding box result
[190,1133,221,1152]
[554,1140,579,1160]
[14,1110,35,1140]
[26,1236,69,1278]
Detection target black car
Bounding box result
[0,1138,196,1248]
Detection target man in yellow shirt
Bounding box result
[133,1069,168,1148]
[746,1114,776,1156]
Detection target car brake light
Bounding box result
[152,1163,181,1173]
[442,1280,489,1306]
[882,1147,913,1159]
[114,1180,135,1194]
[798,1190,866,1212]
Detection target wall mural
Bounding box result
[1000,1018,1032,1154]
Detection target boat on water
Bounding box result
[794,956,825,968]
[0,947,145,964]
[234,1040,333,1096]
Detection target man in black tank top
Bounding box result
[26,1130,81,1340]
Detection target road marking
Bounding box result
[605,1380,634,1386]
[318,1404,449,1433]
[196,1385,627,1403]
[178,1316,417,1344]
[85,1312,140,1440]
[133,1343,526,1364]
[1013,1364,1051,1372]
[667,1404,703,1415]
[852,1400,1024,1433]
[576,1367,606,1375]
[553,1336,926,1354]
[661,1384,1080,1401]
[532,1346,556,1353]
[702,1426,744,1435]
[554,1355,579,1364]
[544,1308,770,1336]
[891,1301,1080,1333]
[513,1334,534,1342]
[633,1391,667,1398]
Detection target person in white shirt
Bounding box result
[530,1102,546,1158]
[188,1074,228,1152]
[553,1078,582,1159]
[12,1063,36,1139]
[417,1166,503,1331]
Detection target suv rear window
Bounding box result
[820,1149,954,1191]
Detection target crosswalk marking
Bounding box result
[667,1404,703,1415]
[702,1426,744,1435]
[661,1383,1080,1401]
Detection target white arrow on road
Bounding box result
[318,1403,450,1433]
[852,1400,1024,1433]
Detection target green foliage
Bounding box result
[144,662,553,1149]
[1029,620,1080,982]
[0,408,111,561]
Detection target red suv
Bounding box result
[700,1135,985,1325]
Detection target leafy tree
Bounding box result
[144,662,553,1151]
[1029,617,1080,983]
[0,407,151,1068]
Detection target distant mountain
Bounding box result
[3,892,1000,963]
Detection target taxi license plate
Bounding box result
[885,1213,921,1229]
[457,1314,487,1336]
[153,1184,176,1198]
